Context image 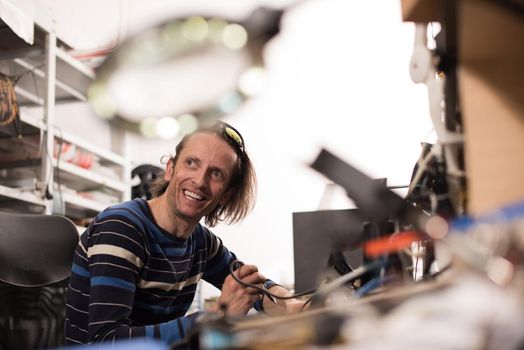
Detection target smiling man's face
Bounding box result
[163,132,238,226]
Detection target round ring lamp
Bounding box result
[88,7,283,139]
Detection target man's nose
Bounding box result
[192,169,208,187]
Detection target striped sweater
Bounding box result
[65,198,245,345]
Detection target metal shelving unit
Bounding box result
[0,18,130,222]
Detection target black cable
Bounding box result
[229,259,316,300]
[307,260,386,307]
[300,296,313,312]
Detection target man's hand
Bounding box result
[262,285,310,315]
[284,298,310,313]
[216,264,266,316]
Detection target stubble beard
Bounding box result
[168,183,206,226]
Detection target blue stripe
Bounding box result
[134,300,188,315]
[180,316,191,330]
[159,321,179,342]
[145,324,154,338]
[149,228,177,244]
[71,263,90,277]
[150,243,188,256]
[91,276,136,291]
[97,202,147,230]
[98,208,141,226]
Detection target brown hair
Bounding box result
[151,122,257,227]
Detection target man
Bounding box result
[65,121,305,345]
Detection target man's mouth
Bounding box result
[184,190,204,201]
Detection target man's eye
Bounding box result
[186,159,196,167]
[211,170,223,178]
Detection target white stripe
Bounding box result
[102,329,116,341]
[146,267,192,274]
[67,322,88,334]
[87,244,144,268]
[89,302,132,309]
[142,288,198,299]
[68,285,90,297]
[65,337,83,344]
[89,320,117,326]
[66,304,89,314]
[92,218,150,255]
[75,250,88,262]
[65,317,87,333]
[148,247,206,262]
[94,218,137,228]
[138,272,203,291]
[208,235,222,260]
[148,259,205,275]
[92,231,143,250]
[78,240,87,254]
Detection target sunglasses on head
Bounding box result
[215,121,245,154]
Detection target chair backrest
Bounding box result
[0,211,79,349]
[131,164,163,200]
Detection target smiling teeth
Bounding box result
[185,190,203,200]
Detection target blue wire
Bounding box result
[354,277,383,298]
[451,199,524,232]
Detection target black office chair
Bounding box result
[0,211,79,350]
[131,164,164,200]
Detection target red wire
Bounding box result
[364,231,422,257]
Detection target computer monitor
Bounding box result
[292,208,364,293]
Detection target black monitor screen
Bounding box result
[292,208,364,293]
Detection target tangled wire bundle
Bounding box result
[0,73,20,126]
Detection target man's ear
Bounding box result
[164,159,175,181]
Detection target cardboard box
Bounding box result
[401,0,524,215]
